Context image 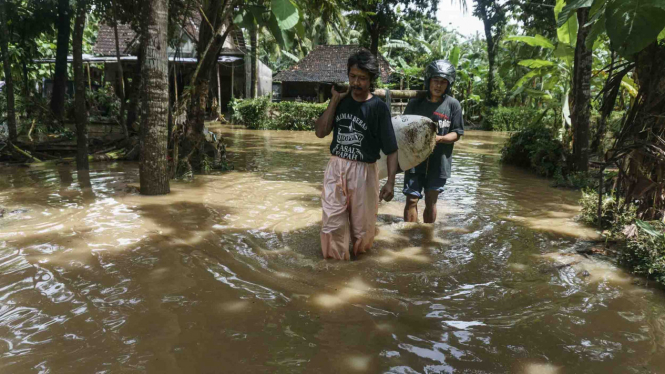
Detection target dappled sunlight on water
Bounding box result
[0,127,664,372]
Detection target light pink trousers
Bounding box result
[321,156,380,260]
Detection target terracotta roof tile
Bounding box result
[273,45,392,83]
[93,20,246,57]
[93,23,137,56]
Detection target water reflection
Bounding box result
[0,127,664,372]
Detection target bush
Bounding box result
[483,106,555,131]
[500,123,565,177]
[552,171,597,190]
[88,83,121,119]
[269,101,328,130]
[620,221,665,285]
[578,189,637,232]
[230,96,271,129]
[230,97,327,131]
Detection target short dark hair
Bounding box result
[347,49,379,83]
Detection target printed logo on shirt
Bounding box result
[439,119,451,131]
[333,113,367,160]
[331,144,364,161]
[433,112,451,131]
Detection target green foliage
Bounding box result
[605,0,665,57]
[269,101,328,130]
[621,220,665,285]
[504,35,555,49]
[230,96,271,129]
[230,97,327,131]
[579,189,637,230]
[483,106,554,131]
[552,171,597,189]
[501,123,565,177]
[579,193,665,286]
[88,83,121,119]
[556,0,665,58]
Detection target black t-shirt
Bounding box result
[330,95,398,163]
[404,95,464,178]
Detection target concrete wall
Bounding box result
[243,54,273,99]
[258,59,272,97]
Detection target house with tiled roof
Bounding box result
[92,18,271,110]
[273,45,392,102]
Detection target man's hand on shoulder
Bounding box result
[331,85,348,103]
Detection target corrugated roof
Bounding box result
[273,45,392,83]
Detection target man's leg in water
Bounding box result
[348,161,379,256]
[403,170,424,222]
[423,190,440,223]
[404,196,419,222]
[423,177,446,223]
[321,157,352,260]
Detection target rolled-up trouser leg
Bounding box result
[321,157,351,260]
[348,161,379,256]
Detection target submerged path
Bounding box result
[0,125,664,373]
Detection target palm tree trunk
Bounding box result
[112,0,128,139]
[481,14,497,108]
[125,51,143,130]
[0,0,16,142]
[368,21,380,58]
[73,0,89,170]
[251,27,258,98]
[591,51,616,154]
[630,42,665,218]
[139,0,170,195]
[51,0,71,121]
[571,8,592,172]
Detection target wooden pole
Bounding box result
[173,64,178,103]
[216,63,221,115]
[86,62,92,90]
[332,83,426,100]
[231,62,234,98]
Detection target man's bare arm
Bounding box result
[436,132,460,144]
[379,151,398,202]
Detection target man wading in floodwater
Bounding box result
[315,49,399,260]
[403,60,464,223]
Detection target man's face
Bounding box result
[429,76,449,98]
[348,65,372,95]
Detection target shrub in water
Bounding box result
[500,124,564,177]
[269,101,328,130]
[552,171,597,190]
[579,189,636,231]
[230,98,327,131]
[620,220,665,285]
[483,106,555,131]
[230,96,271,129]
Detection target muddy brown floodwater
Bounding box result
[1,125,665,373]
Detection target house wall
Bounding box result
[213,60,248,110]
[258,60,272,97]
[243,54,273,99]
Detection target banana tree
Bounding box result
[504,34,572,120]
[557,0,665,219]
[256,1,358,73]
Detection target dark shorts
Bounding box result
[402,170,447,199]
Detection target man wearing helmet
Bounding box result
[403,59,464,223]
